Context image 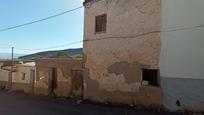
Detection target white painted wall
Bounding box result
[160,0,204,111]
[160,0,204,79]
[0,69,9,81]
[13,65,35,84]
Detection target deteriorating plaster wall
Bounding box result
[83,0,163,106]
[35,58,82,97]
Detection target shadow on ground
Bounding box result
[0,90,188,115]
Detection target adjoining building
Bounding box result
[160,0,204,111]
[0,69,11,89]
[0,60,17,90]
[12,62,36,93]
[35,58,83,98]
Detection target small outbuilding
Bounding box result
[35,58,83,98]
[12,62,36,93]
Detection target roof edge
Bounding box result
[83,0,101,6]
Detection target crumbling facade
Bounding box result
[35,58,83,98]
[83,0,163,107]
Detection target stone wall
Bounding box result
[83,0,163,107]
[0,61,19,67]
[35,58,82,97]
[12,83,33,93]
[35,67,49,95]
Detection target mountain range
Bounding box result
[18,48,83,60]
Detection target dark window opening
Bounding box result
[95,14,107,33]
[142,69,159,86]
[22,73,26,80]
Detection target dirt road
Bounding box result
[0,91,178,115]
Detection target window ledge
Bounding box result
[95,31,106,34]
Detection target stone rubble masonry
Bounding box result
[35,58,83,97]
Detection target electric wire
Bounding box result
[0,6,83,32]
[0,24,204,51]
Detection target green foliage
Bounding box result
[55,51,68,58]
[74,54,82,58]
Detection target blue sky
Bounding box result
[0,0,84,54]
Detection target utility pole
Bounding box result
[10,47,14,89]
[12,47,14,65]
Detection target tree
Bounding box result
[74,54,82,58]
[55,51,68,58]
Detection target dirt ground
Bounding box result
[0,90,183,115]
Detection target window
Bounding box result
[22,73,26,80]
[142,69,159,86]
[95,14,107,33]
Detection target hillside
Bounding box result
[19,48,83,60]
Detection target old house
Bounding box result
[83,0,163,107]
[0,60,17,89]
[35,58,83,98]
[0,68,11,89]
[12,62,36,93]
[0,61,35,93]
[83,0,204,111]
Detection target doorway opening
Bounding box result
[30,70,35,93]
[49,68,57,94]
[71,69,83,98]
